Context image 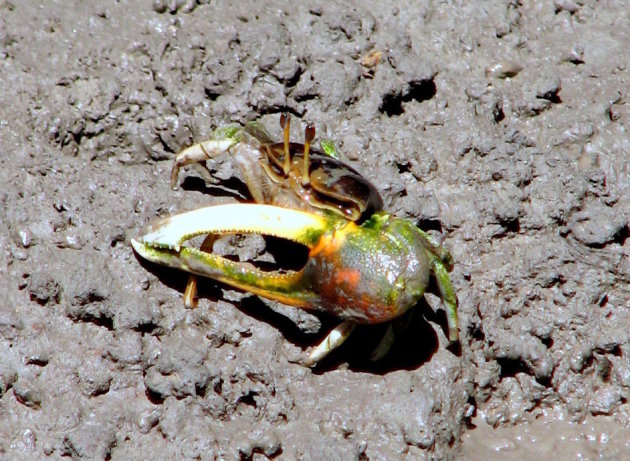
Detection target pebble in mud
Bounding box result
[0,368,18,397]
[61,422,116,460]
[589,386,624,416]
[566,200,628,247]
[27,272,61,306]
[15,228,33,248]
[485,61,523,79]
[142,326,215,400]
[136,407,162,434]
[77,359,112,397]
[238,429,282,459]
[9,428,37,454]
[13,380,43,410]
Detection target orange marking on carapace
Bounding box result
[335,268,361,288]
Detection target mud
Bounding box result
[1,0,629,459]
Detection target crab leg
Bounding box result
[431,257,459,342]
[412,227,459,343]
[306,320,356,366]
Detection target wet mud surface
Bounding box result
[1,1,629,459]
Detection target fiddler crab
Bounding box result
[132,114,458,366]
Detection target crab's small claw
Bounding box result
[170,138,238,189]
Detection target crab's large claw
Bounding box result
[131,203,336,308]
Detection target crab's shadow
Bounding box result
[178,170,250,200]
[220,294,450,374]
[309,300,445,374]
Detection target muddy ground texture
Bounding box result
[1,1,629,459]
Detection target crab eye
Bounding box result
[280,112,291,175]
[302,123,316,186]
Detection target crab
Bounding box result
[131,114,458,365]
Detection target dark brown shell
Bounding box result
[262,142,383,222]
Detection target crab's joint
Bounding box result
[302,123,315,186]
[281,112,291,175]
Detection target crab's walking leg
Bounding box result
[369,309,416,362]
[183,235,217,308]
[416,228,454,271]
[306,320,356,366]
[431,257,459,343]
[413,227,458,342]
[170,138,237,189]
[370,324,395,362]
